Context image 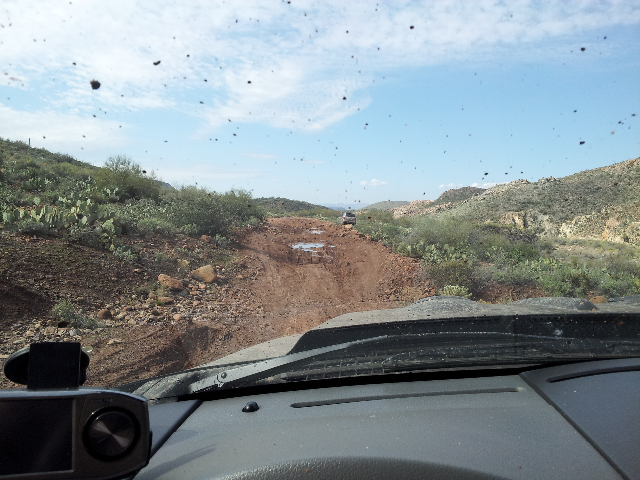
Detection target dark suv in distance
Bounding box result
[342,212,356,225]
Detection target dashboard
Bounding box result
[135,357,640,480]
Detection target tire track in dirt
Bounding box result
[234,217,430,339]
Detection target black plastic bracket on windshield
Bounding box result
[2,342,90,389]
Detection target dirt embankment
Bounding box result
[1,217,432,387]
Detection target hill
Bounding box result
[434,157,640,243]
[363,200,409,211]
[253,197,333,214]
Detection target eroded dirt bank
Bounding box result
[1,217,432,387]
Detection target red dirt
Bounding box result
[1,218,432,388]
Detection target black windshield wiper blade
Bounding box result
[187,336,390,394]
[186,331,640,395]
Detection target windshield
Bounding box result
[1,2,639,396]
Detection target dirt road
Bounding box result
[1,217,432,387]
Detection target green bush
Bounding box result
[440,285,472,298]
[51,300,96,329]
[95,155,160,201]
[112,245,138,263]
[136,217,177,235]
[15,218,50,236]
[423,258,474,290]
[163,187,261,236]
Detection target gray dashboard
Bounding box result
[135,358,640,480]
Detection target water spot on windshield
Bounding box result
[291,242,324,252]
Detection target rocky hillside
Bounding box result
[364,200,410,211]
[419,157,640,244]
[253,197,330,213]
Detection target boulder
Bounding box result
[191,265,218,283]
[97,309,112,319]
[589,296,608,304]
[158,274,184,291]
[157,296,174,305]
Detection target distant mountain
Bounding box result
[434,186,484,206]
[419,157,640,244]
[321,203,367,211]
[254,197,337,213]
[362,200,409,211]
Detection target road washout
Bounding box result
[89,217,432,386]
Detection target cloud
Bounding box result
[470,182,498,188]
[0,103,128,151]
[2,0,638,135]
[438,183,463,190]
[360,179,388,186]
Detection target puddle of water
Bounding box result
[292,242,324,252]
[308,230,324,234]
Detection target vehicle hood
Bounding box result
[201,295,640,367]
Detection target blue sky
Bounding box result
[1,1,639,208]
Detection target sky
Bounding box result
[1,1,639,208]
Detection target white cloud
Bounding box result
[361,179,388,187]
[470,182,498,188]
[1,0,638,134]
[438,183,463,190]
[0,103,128,151]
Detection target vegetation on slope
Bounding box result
[0,138,263,250]
[362,200,409,211]
[254,197,341,220]
[354,208,640,300]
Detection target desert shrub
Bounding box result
[163,187,260,236]
[423,258,474,290]
[440,285,472,298]
[15,218,50,236]
[51,300,96,329]
[136,217,177,235]
[112,245,138,263]
[95,155,160,201]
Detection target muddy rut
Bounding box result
[2,218,432,387]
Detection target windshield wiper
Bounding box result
[187,336,388,394]
[185,331,640,396]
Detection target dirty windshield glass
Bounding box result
[1,2,639,392]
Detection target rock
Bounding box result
[590,296,608,304]
[97,309,112,319]
[236,275,243,279]
[107,338,124,346]
[193,300,201,306]
[115,312,127,320]
[127,319,137,326]
[104,319,115,327]
[151,309,161,316]
[44,326,56,335]
[191,265,218,283]
[149,315,159,322]
[200,235,212,243]
[158,274,184,291]
[344,224,353,230]
[69,329,77,337]
[173,313,182,321]
[157,296,174,305]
